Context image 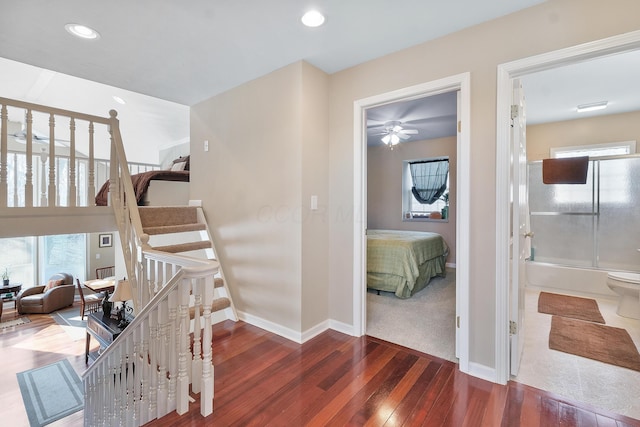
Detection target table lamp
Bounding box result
[109,279,133,328]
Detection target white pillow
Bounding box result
[171,161,186,171]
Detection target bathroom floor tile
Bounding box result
[514,288,640,420]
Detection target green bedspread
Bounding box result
[367,229,448,298]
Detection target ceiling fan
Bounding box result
[10,130,71,148]
[377,120,418,146]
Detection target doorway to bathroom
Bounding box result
[496,30,640,418]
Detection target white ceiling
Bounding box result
[366,49,640,147]
[2,1,638,155]
[0,0,546,106]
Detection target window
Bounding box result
[549,141,636,205]
[0,233,87,288]
[403,157,449,220]
[550,141,636,158]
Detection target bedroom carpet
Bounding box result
[366,268,456,363]
[549,315,640,372]
[537,291,605,323]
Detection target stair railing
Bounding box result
[82,259,219,425]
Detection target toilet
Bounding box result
[606,272,640,320]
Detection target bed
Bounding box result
[367,229,449,298]
[95,156,190,206]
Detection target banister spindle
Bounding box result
[88,121,96,204]
[0,104,7,207]
[69,117,76,207]
[24,109,33,207]
[48,113,56,206]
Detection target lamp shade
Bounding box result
[109,279,133,302]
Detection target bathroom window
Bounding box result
[550,140,636,159]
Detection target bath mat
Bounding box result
[538,291,605,324]
[549,316,640,372]
[17,359,84,426]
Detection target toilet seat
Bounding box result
[608,272,640,284]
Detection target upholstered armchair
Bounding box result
[16,273,75,314]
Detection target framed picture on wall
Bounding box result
[99,233,112,248]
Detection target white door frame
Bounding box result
[353,72,471,373]
[495,30,640,384]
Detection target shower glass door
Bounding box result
[528,156,640,272]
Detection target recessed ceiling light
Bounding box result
[113,96,126,105]
[301,10,325,27]
[65,23,100,40]
[576,101,608,113]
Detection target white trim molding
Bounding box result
[353,73,471,374]
[495,29,640,385]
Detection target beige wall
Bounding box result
[367,137,457,263]
[188,0,640,369]
[527,111,640,161]
[88,232,116,281]
[190,62,329,335]
[327,0,640,369]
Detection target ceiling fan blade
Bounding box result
[400,129,419,135]
[397,132,411,140]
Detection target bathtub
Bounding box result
[525,261,618,297]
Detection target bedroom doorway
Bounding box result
[353,73,471,373]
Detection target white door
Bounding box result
[510,78,531,376]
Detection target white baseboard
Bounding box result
[237,311,357,344]
[329,319,356,336]
[237,310,304,343]
[467,361,497,383]
[446,262,456,269]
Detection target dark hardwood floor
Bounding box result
[1,301,638,426]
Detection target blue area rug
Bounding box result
[17,359,84,427]
[51,306,86,341]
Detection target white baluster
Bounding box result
[69,117,76,206]
[156,300,168,418]
[176,278,191,414]
[0,104,7,207]
[167,289,178,413]
[24,109,33,206]
[139,318,150,426]
[48,113,56,206]
[191,278,203,394]
[200,274,214,417]
[148,308,158,422]
[88,121,96,204]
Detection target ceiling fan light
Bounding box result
[390,134,400,145]
[381,134,391,145]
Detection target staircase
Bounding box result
[139,205,238,323]
[0,96,236,424]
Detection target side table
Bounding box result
[0,283,22,320]
[85,312,124,364]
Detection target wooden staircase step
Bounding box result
[152,240,212,253]
[189,297,231,320]
[143,223,206,235]
[214,277,224,288]
[138,206,198,227]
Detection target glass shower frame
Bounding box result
[528,154,640,273]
